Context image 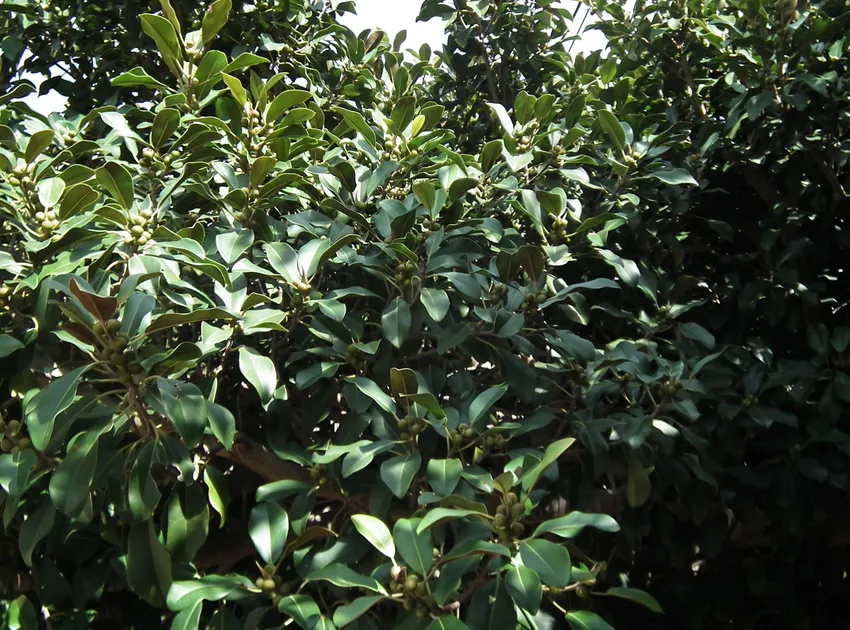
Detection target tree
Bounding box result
[0,0,848,629]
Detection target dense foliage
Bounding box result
[1,0,848,629]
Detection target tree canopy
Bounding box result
[0,0,848,629]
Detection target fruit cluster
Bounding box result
[493,492,525,542]
[548,215,570,244]
[343,343,367,372]
[521,290,547,314]
[397,415,427,441]
[309,463,329,487]
[0,283,12,312]
[0,419,32,455]
[140,148,182,178]
[123,209,154,247]
[242,104,271,152]
[419,216,441,238]
[481,432,509,452]
[255,564,291,606]
[488,283,508,303]
[389,570,439,619]
[380,136,418,162]
[93,319,143,383]
[289,281,312,308]
[8,163,38,206]
[448,423,476,447]
[514,121,539,153]
[393,260,418,292]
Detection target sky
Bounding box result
[20,0,608,116]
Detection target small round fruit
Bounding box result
[494,513,507,527]
[255,577,265,589]
[511,504,525,519]
[506,492,518,506]
[264,563,276,574]
[262,579,276,591]
[0,438,12,452]
[7,420,20,435]
[17,438,31,450]
[107,319,121,333]
[405,576,419,592]
[510,522,525,537]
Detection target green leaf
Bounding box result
[151,107,180,148]
[220,73,247,107]
[413,181,436,211]
[626,452,651,507]
[564,611,615,630]
[167,576,244,611]
[238,346,277,406]
[25,129,54,163]
[603,587,663,613]
[428,617,470,630]
[140,13,183,68]
[480,139,504,173]
[214,230,253,265]
[393,518,433,574]
[170,600,202,630]
[127,520,173,608]
[223,52,268,74]
[380,451,421,499]
[203,466,229,527]
[417,508,485,533]
[48,428,101,515]
[145,309,235,334]
[0,334,24,358]
[332,596,384,627]
[205,401,235,450]
[402,392,445,419]
[248,502,289,564]
[351,514,395,559]
[420,288,449,322]
[296,362,340,390]
[487,102,514,135]
[382,298,411,348]
[519,539,571,588]
[468,385,506,428]
[521,437,575,493]
[505,565,542,614]
[427,458,462,496]
[597,110,626,152]
[267,90,313,122]
[6,596,38,630]
[112,67,169,90]
[36,177,65,208]
[18,501,56,567]
[0,450,37,498]
[531,511,620,539]
[278,594,321,628]
[96,162,135,209]
[165,484,209,563]
[59,182,98,220]
[390,95,416,132]
[332,107,377,146]
[307,564,386,594]
[349,377,396,414]
[129,442,161,521]
[645,168,698,186]
[265,242,300,283]
[158,379,208,449]
[202,0,232,44]
[390,367,418,399]
[24,366,89,452]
